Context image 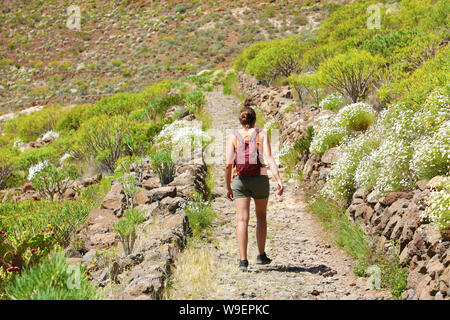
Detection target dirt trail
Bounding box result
[168,89,392,300]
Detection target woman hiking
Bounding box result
[225,107,284,271]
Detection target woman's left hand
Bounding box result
[226,188,234,201]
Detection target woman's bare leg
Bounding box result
[254,197,269,255]
[235,197,251,261]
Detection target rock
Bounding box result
[63,187,77,200]
[148,186,177,202]
[135,189,151,205]
[399,205,422,250]
[22,182,34,193]
[416,180,428,191]
[318,168,330,180]
[426,176,448,189]
[160,196,184,213]
[321,147,341,164]
[101,191,125,215]
[366,190,380,204]
[426,255,445,279]
[142,177,160,190]
[416,274,433,300]
[379,192,413,206]
[401,230,427,263]
[88,208,118,227]
[82,249,98,263]
[349,203,374,225]
[383,215,401,239]
[402,289,418,300]
[110,183,123,194]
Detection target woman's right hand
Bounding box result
[276,181,284,196]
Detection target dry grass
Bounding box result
[164,242,219,299]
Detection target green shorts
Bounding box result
[231,175,270,199]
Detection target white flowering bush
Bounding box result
[422,177,450,229]
[319,93,344,112]
[322,134,379,200]
[310,120,347,155]
[42,130,59,140]
[154,120,211,151]
[357,138,413,194]
[335,102,376,132]
[13,138,24,148]
[28,160,48,181]
[59,152,72,164]
[279,141,294,159]
[321,88,449,201]
[410,120,450,180]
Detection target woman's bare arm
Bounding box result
[262,130,284,195]
[225,133,235,200]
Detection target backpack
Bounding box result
[233,129,263,177]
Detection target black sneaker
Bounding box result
[256,252,272,265]
[238,260,248,271]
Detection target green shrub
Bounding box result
[310,120,347,155]
[56,104,93,132]
[360,29,422,57]
[184,91,205,113]
[385,46,449,108]
[245,37,307,84]
[31,165,78,200]
[150,151,175,186]
[288,73,322,106]
[423,178,450,229]
[183,192,215,238]
[4,105,66,142]
[233,41,270,71]
[5,252,101,300]
[0,199,93,281]
[319,93,344,112]
[113,208,145,256]
[410,121,450,180]
[318,49,385,103]
[0,148,19,189]
[336,102,376,132]
[16,144,60,171]
[146,93,185,121]
[72,115,132,172]
[323,134,380,202]
[222,71,239,96]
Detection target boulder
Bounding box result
[101,191,125,215]
[160,196,184,213]
[148,186,177,202]
[416,180,428,191]
[379,192,413,206]
[415,274,434,300]
[426,255,445,279]
[135,189,151,205]
[321,147,341,164]
[366,190,380,204]
[142,177,160,190]
[426,176,447,189]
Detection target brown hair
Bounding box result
[239,107,256,129]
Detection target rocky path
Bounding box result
[167,89,392,300]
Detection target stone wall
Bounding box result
[74,158,208,300]
[346,179,449,300]
[238,72,449,300]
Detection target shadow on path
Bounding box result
[252,264,333,275]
